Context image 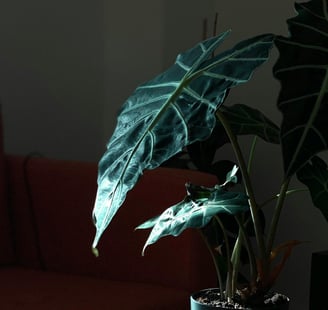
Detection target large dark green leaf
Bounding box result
[92,32,274,249]
[136,183,249,255]
[273,0,328,177]
[297,156,328,222]
[221,104,280,144]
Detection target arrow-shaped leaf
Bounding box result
[273,0,328,177]
[92,32,274,249]
[221,104,280,144]
[136,183,249,255]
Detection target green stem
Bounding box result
[230,228,242,295]
[234,215,257,283]
[214,216,233,302]
[260,188,308,209]
[198,229,224,299]
[216,110,266,261]
[247,136,258,174]
[266,178,291,254]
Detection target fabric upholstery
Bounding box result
[4,154,219,309]
[20,157,217,291]
[0,267,190,310]
[5,156,43,268]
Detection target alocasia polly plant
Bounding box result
[92,0,328,307]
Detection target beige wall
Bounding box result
[0,0,214,161]
[103,0,163,145]
[0,0,104,161]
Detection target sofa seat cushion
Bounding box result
[0,267,190,310]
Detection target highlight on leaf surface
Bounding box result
[136,182,249,255]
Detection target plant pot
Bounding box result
[190,288,290,310]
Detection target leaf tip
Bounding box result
[92,247,99,257]
[141,244,149,257]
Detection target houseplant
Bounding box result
[92,0,328,308]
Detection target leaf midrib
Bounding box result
[285,68,328,177]
[113,37,229,196]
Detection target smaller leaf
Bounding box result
[135,216,159,230]
[297,156,328,222]
[210,160,241,185]
[220,104,280,144]
[223,165,239,186]
[136,183,249,255]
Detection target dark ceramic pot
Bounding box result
[190,288,290,310]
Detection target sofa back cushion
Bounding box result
[8,156,217,292]
[0,107,15,264]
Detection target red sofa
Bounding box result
[0,127,218,308]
